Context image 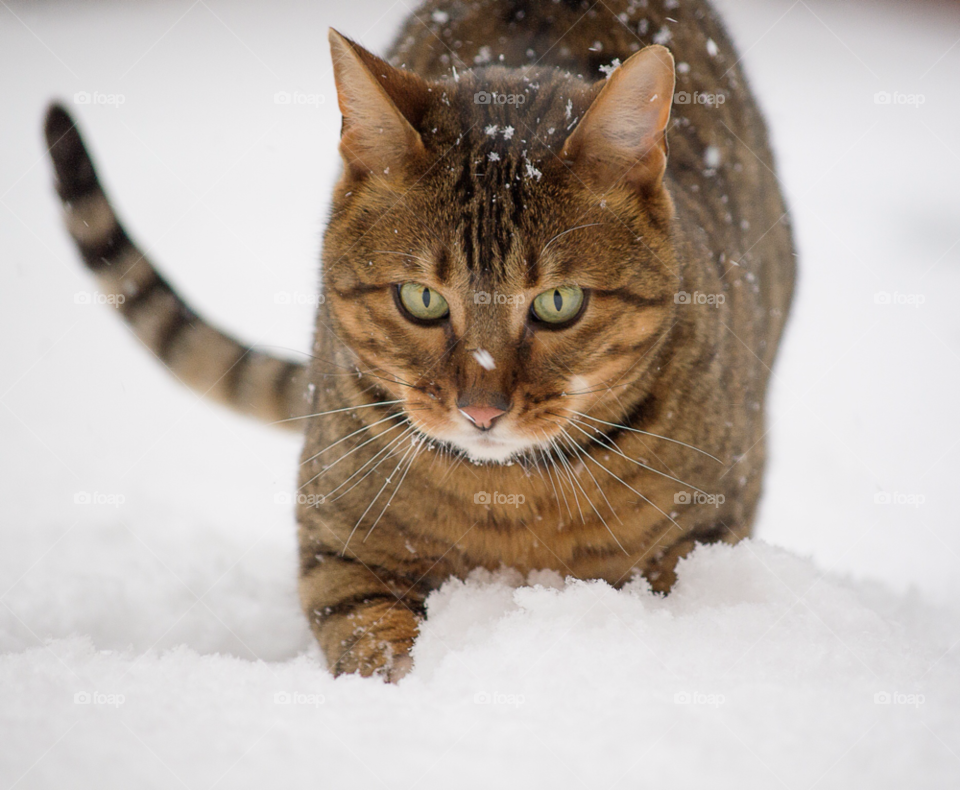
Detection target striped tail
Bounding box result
[44,103,310,430]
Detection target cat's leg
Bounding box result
[298,549,426,680]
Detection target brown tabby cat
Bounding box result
[45,0,795,680]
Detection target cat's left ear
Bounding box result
[328,29,430,177]
[561,45,675,195]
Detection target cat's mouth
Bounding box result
[408,410,542,464]
[448,428,535,463]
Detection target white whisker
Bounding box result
[568,419,710,496]
[563,423,681,530]
[363,439,424,543]
[299,412,408,468]
[539,223,603,257]
[567,410,721,463]
[325,424,419,501]
[272,399,405,426]
[299,419,410,491]
[557,426,622,525]
[344,438,418,554]
[549,437,586,524]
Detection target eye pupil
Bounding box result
[531,285,583,326]
[398,282,449,322]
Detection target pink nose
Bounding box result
[458,404,506,430]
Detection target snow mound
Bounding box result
[2,540,957,789]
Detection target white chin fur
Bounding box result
[445,430,535,464]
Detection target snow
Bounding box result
[2,542,958,788]
[2,0,960,787]
[472,349,496,370]
[704,145,722,168]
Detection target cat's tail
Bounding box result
[44,103,310,431]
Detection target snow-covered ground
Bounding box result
[1,0,958,787]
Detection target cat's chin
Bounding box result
[442,430,537,465]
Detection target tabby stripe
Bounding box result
[120,276,174,323]
[315,592,426,625]
[78,224,134,273]
[434,247,450,284]
[118,271,164,317]
[609,392,661,444]
[332,282,384,299]
[687,523,729,544]
[155,304,197,364]
[604,339,658,356]
[462,210,476,273]
[273,359,302,407]
[592,288,669,309]
[304,545,436,586]
[523,250,540,288]
[217,347,249,404]
[475,197,487,272]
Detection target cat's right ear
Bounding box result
[328,29,429,178]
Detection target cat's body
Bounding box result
[46,0,795,679]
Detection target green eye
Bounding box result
[531,285,584,325]
[398,282,450,322]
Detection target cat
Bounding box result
[45,0,795,680]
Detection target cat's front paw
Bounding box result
[319,599,420,682]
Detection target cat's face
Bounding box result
[321,33,677,463]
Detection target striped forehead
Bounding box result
[423,72,587,288]
[447,152,532,283]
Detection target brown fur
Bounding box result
[46,0,795,680]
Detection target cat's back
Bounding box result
[389,0,769,166]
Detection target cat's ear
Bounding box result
[561,45,675,195]
[328,29,429,177]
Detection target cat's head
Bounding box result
[321,31,678,463]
